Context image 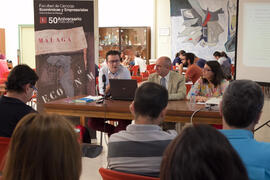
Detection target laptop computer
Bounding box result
[109,79,138,100]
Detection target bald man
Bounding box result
[148,56,186,100]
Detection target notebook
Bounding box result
[109,79,138,100]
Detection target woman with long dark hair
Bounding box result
[2,113,82,180]
[187,60,229,102]
[160,125,248,180]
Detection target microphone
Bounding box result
[97,74,107,104]
[102,74,106,97]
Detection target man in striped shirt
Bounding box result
[107,82,176,177]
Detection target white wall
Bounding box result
[1,0,158,64]
[155,0,171,59]
[0,0,34,65]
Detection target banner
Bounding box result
[34,0,95,110]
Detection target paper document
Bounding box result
[205,96,222,106]
[73,95,103,103]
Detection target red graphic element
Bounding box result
[40,17,47,24]
[202,12,211,27]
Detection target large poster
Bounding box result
[170,0,236,60]
[34,0,95,110]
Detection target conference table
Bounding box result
[44,96,222,126]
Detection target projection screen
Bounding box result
[236,0,270,84]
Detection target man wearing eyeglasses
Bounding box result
[89,50,131,136]
[98,50,131,95]
[0,64,38,137]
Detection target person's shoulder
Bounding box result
[99,65,108,73]
[109,129,129,143]
[148,72,158,78]
[161,130,178,139]
[170,71,183,79]
[253,139,270,150]
[118,64,128,72]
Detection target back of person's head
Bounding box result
[213,51,221,57]
[220,51,228,58]
[179,50,186,55]
[105,50,121,61]
[203,60,225,86]
[6,64,38,93]
[160,124,248,180]
[175,52,180,58]
[3,113,82,180]
[184,53,195,64]
[222,80,264,128]
[134,82,168,120]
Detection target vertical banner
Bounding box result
[34,0,95,111]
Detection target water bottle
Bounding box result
[190,92,196,109]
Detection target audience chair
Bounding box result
[146,64,156,71]
[0,71,9,84]
[231,64,235,76]
[99,168,160,180]
[130,65,139,76]
[185,83,192,95]
[146,64,156,74]
[0,137,10,171]
[140,71,149,79]
[131,76,143,83]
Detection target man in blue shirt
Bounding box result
[220,80,270,180]
[89,50,131,136]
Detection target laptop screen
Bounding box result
[109,79,138,100]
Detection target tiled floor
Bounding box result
[80,132,108,180]
[80,99,270,180]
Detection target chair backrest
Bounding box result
[0,137,10,171]
[231,64,235,76]
[185,83,192,95]
[131,65,139,76]
[99,168,160,180]
[140,72,149,78]
[131,76,143,83]
[147,64,155,71]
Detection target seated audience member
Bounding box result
[0,59,9,80]
[220,51,232,64]
[213,51,227,64]
[194,55,207,69]
[108,82,176,177]
[160,124,248,180]
[0,53,5,60]
[213,51,231,79]
[89,50,131,136]
[180,53,202,84]
[121,49,134,68]
[134,52,147,73]
[172,50,185,66]
[187,61,229,102]
[173,52,180,66]
[2,113,81,180]
[220,80,270,180]
[0,64,38,137]
[148,56,186,100]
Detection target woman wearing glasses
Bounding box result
[187,60,229,102]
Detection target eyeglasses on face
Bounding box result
[108,60,120,64]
